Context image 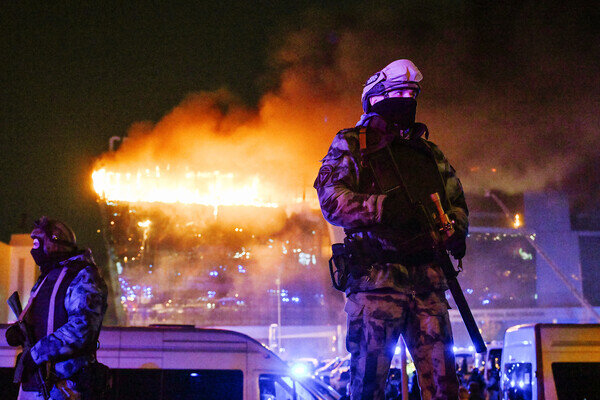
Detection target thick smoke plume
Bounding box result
[95,1,599,206]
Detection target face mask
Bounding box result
[370,97,417,130]
[30,238,69,274]
[31,238,53,273]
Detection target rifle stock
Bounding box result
[7,291,23,318]
[429,193,487,354]
[436,251,487,353]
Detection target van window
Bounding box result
[111,369,243,400]
[552,362,600,399]
[259,374,318,400]
[502,363,532,400]
[301,378,339,400]
[487,348,502,372]
[111,369,162,399]
[260,374,294,400]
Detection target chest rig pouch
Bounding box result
[328,125,452,291]
[361,129,450,255]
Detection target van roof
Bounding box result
[506,323,600,334]
[101,325,278,355]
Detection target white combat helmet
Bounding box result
[361,59,423,113]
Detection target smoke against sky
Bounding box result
[1,1,598,252]
[97,1,599,202]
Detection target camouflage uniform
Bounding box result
[20,250,108,400]
[314,118,467,400]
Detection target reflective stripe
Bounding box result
[47,267,68,335]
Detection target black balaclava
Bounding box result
[370,97,417,131]
[30,239,71,275]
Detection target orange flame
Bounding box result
[513,213,522,228]
[91,91,330,211]
[91,166,296,210]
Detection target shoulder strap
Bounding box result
[358,127,367,154]
[409,122,429,140]
[19,275,50,321]
[419,139,453,210]
[47,267,69,336]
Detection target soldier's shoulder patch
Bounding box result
[314,164,335,188]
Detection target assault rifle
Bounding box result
[363,135,487,353]
[7,291,51,399]
[429,193,487,354]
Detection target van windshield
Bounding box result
[260,374,329,400]
[552,362,600,399]
[110,369,243,400]
[502,362,532,400]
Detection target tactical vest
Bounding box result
[22,264,83,390]
[357,127,451,256]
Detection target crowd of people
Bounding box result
[378,365,501,400]
[457,365,500,400]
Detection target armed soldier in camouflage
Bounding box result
[5,217,108,400]
[314,60,468,400]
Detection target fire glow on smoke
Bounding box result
[90,90,329,211]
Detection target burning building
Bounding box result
[90,92,347,331]
[93,165,342,328]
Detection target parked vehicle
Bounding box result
[501,323,600,400]
[314,357,343,385]
[328,354,351,396]
[300,376,341,400]
[0,324,339,400]
[290,357,320,378]
[483,342,502,382]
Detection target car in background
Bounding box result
[483,342,502,381]
[314,357,343,385]
[290,357,320,378]
[301,376,342,400]
[328,355,351,396]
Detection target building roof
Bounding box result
[9,233,32,247]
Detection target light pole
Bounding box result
[276,275,282,351]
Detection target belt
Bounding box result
[373,249,435,266]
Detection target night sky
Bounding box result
[1,1,598,265]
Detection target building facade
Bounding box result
[0,234,37,323]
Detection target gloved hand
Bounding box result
[5,322,26,347]
[445,233,466,259]
[442,210,467,259]
[447,210,468,238]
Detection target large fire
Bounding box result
[92,166,290,214]
[89,96,325,211]
[89,92,341,337]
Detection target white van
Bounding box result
[483,342,502,382]
[0,324,340,400]
[501,323,600,400]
